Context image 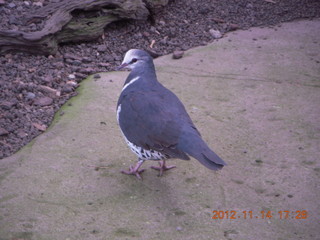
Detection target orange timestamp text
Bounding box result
[212,210,308,220]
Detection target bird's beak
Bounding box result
[115,62,128,71]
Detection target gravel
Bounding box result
[0,0,320,159]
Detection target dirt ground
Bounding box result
[0,19,319,240]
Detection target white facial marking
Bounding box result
[116,104,121,123]
[122,76,139,91]
[122,49,139,65]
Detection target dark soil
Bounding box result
[1,0,320,159]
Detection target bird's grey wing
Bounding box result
[118,90,190,160]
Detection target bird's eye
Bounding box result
[131,58,138,63]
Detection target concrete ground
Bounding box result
[0,19,319,240]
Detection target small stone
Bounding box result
[0,0,6,6]
[102,55,113,62]
[79,67,95,74]
[63,53,81,60]
[24,1,30,6]
[74,72,87,79]
[26,92,36,100]
[81,57,92,63]
[61,84,74,94]
[8,2,16,8]
[39,85,59,98]
[176,226,183,231]
[9,16,18,25]
[142,31,150,37]
[228,23,239,31]
[113,54,122,61]
[68,74,76,79]
[0,101,16,110]
[0,127,9,136]
[172,50,184,59]
[34,97,53,106]
[72,60,82,66]
[66,81,77,86]
[42,76,54,83]
[93,74,101,79]
[97,45,107,52]
[97,62,111,67]
[33,1,43,7]
[209,29,222,39]
[16,129,28,138]
[53,62,64,69]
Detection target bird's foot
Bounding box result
[121,160,145,180]
[150,160,176,176]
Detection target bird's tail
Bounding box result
[177,129,226,170]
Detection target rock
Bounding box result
[66,81,77,87]
[104,55,114,62]
[142,31,150,37]
[209,29,222,39]
[63,53,81,60]
[75,73,87,79]
[8,2,16,8]
[65,59,81,66]
[97,62,111,67]
[112,54,122,61]
[228,23,240,31]
[97,45,107,52]
[176,226,183,231]
[26,92,36,100]
[33,1,43,7]
[81,57,92,63]
[53,62,64,69]
[172,50,184,59]
[39,85,60,99]
[0,127,9,136]
[42,76,54,84]
[144,0,169,9]
[68,74,76,79]
[72,60,82,66]
[0,0,5,6]
[16,129,28,138]
[0,101,16,110]
[34,97,53,106]
[79,67,95,74]
[61,84,74,94]
[93,74,101,79]
[9,16,18,25]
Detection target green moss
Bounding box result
[114,228,140,237]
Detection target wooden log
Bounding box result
[0,0,150,55]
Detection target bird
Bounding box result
[116,49,226,179]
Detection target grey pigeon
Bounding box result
[116,49,226,179]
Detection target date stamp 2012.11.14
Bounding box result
[212,210,308,220]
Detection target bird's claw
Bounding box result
[150,160,176,176]
[121,165,146,180]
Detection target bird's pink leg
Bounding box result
[121,159,146,180]
[150,160,176,176]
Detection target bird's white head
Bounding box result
[117,49,152,71]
